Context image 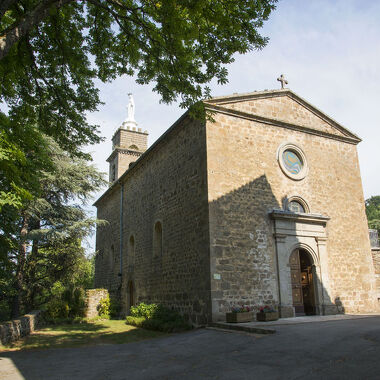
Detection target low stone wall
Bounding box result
[0,310,43,345]
[85,288,109,318]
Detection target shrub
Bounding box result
[44,283,86,322]
[45,299,70,320]
[130,303,158,319]
[125,316,145,327]
[97,296,111,318]
[63,287,86,318]
[126,303,191,333]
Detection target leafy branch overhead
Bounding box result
[1,0,277,144]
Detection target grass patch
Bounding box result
[0,319,166,352]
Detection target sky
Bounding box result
[84,0,380,252]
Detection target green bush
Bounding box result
[45,299,70,320]
[130,303,158,319]
[97,296,111,318]
[44,283,86,322]
[125,316,145,327]
[126,303,191,333]
[63,287,86,318]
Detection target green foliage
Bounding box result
[0,136,105,319]
[125,316,145,326]
[127,303,191,333]
[130,302,159,319]
[97,296,111,318]
[366,196,380,233]
[1,0,277,114]
[45,299,70,320]
[44,282,86,322]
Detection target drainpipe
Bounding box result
[119,182,124,278]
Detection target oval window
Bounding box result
[277,143,308,180]
[282,150,303,175]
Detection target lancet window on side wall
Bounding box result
[128,234,135,266]
[153,221,163,257]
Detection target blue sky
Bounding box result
[84,0,380,252]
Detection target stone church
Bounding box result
[94,85,378,324]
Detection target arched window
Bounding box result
[129,144,139,150]
[288,200,305,213]
[285,196,310,213]
[153,221,163,257]
[128,235,135,265]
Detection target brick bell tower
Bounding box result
[107,93,148,184]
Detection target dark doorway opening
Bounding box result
[290,248,316,316]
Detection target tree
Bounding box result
[366,196,380,234]
[0,137,106,318]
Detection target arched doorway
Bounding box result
[289,248,316,316]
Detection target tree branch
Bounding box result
[0,0,74,61]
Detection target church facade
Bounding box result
[94,88,378,324]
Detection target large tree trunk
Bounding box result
[11,212,30,318]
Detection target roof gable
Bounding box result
[205,89,360,143]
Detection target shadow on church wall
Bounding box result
[208,173,343,321]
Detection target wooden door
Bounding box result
[289,249,305,315]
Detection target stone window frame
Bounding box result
[277,142,308,181]
[153,220,163,258]
[284,195,310,213]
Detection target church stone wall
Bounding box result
[206,105,377,321]
[95,117,211,325]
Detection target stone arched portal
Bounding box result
[270,209,334,318]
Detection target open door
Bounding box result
[290,249,316,316]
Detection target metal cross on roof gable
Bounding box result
[277,74,288,89]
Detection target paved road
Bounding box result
[1,317,380,380]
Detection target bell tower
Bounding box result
[107,93,148,184]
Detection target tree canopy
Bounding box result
[0,137,106,318]
[1,0,277,141]
[366,196,380,233]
